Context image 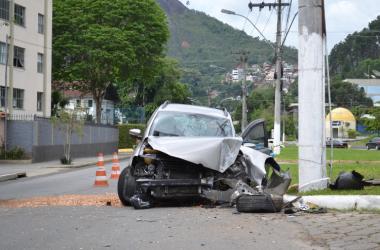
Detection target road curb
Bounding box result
[0,159,32,164]
[0,154,131,182]
[46,154,131,169]
[0,172,27,182]
[284,194,380,210]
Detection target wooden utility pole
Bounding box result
[298,0,327,191]
[248,0,289,154]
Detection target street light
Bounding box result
[221,9,275,50]
[221,9,274,132]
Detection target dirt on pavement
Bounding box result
[0,193,122,208]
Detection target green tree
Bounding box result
[329,77,373,108]
[53,0,169,123]
[363,108,380,135]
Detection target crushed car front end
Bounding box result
[118,103,290,209]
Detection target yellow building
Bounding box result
[325,108,356,139]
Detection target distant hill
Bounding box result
[329,16,380,77]
[156,0,297,104]
[157,0,297,70]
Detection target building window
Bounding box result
[37,53,43,73]
[0,42,7,65]
[38,13,44,34]
[37,92,43,111]
[0,0,9,21]
[76,99,81,107]
[13,46,24,68]
[14,4,25,26]
[13,88,24,109]
[88,99,93,108]
[0,86,5,107]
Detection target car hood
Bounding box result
[147,136,243,173]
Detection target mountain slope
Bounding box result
[157,0,297,70]
[329,16,380,77]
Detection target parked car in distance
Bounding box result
[326,139,348,148]
[366,137,380,150]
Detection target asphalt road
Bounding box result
[1,159,380,250]
[0,159,129,200]
[0,206,320,250]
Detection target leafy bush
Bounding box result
[348,129,357,139]
[118,124,146,148]
[0,146,27,160]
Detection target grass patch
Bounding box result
[282,163,380,195]
[277,145,380,162]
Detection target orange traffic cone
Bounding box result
[97,152,105,167]
[110,152,121,180]
[94,153,109,187]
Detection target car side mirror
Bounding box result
[129,128,142,140]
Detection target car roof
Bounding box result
[158,103,230,119]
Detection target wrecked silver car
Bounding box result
[118,102,290,209]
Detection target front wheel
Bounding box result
[117,167,136,206]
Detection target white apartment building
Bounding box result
[0,0,52,117]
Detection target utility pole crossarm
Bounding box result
[248,2,289,11]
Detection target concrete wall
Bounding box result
[6,119,118,162]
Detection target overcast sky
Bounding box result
[178,0,380,51]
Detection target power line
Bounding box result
[284,0,292,33]
[261,7,274,33]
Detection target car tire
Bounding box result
[117,167,137,206]
[236,194,283,213]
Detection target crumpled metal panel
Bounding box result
[147,136,242,173]
[239,145,270,185]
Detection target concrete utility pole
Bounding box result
[232,50,249,131]
[241,52,248,131]
[8,0,14,115]
[43,0,48,116]
[247,0,289,154]
[273,0,283,155]
[298,0,328,192]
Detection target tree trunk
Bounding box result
[94,95,103,124]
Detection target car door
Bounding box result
[241,119,271,154]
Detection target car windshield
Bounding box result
[150,111,233,137]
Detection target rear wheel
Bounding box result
[117,167,136,206]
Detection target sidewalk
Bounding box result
[0,153,131,182]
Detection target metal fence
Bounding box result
[3,114,119,162]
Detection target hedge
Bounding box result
[118,124,146,148]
